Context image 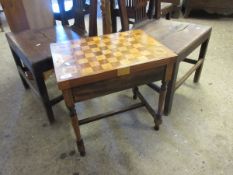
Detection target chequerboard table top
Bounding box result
[51,30,177,89]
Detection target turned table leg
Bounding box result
[69,107,86,156]
[63,90,86,156]
[154,81,167,130]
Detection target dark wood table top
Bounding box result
[134,19,212,59]
[51,30,177,90]
[6,26,81,66]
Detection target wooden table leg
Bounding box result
[164,61,179,115]
[154,64,175,127]
[154,80,167,130]
[194,38,210,83]
[63,90,86,156]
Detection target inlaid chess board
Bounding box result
[51,30,177,89]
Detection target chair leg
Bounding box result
[154,80,167,130]
[132,87,138,100]
[57,0,69,25]
[147,0,155,19]
[0,18,3,32]
[183,7,191,18]
[164,61,180,115]
[111,13,117,33]
[89,0,98,36]
[194,39,210,83]
[166,12,171,20]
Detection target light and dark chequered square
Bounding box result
[51,30,176,86]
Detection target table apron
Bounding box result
[71,66,166,102]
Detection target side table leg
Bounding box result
[63,90,86,156]
[194,39,210,83]
[154,81,167,130]
[69,107,86,156]
[164,62,180,115]
[34,69,55,123]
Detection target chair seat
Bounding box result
[135,19,211,60]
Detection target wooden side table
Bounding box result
[6,26,81,123]
[51,30,177,156]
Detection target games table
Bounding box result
[51,30,177,156]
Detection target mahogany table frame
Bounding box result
[61,59,176,156]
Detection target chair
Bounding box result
[111,0,174,32]
[116,0,212,115]
[4,0,97,122]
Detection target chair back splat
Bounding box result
[112,0,149,32]
[113,0,163,31]
[126,0,148,23]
